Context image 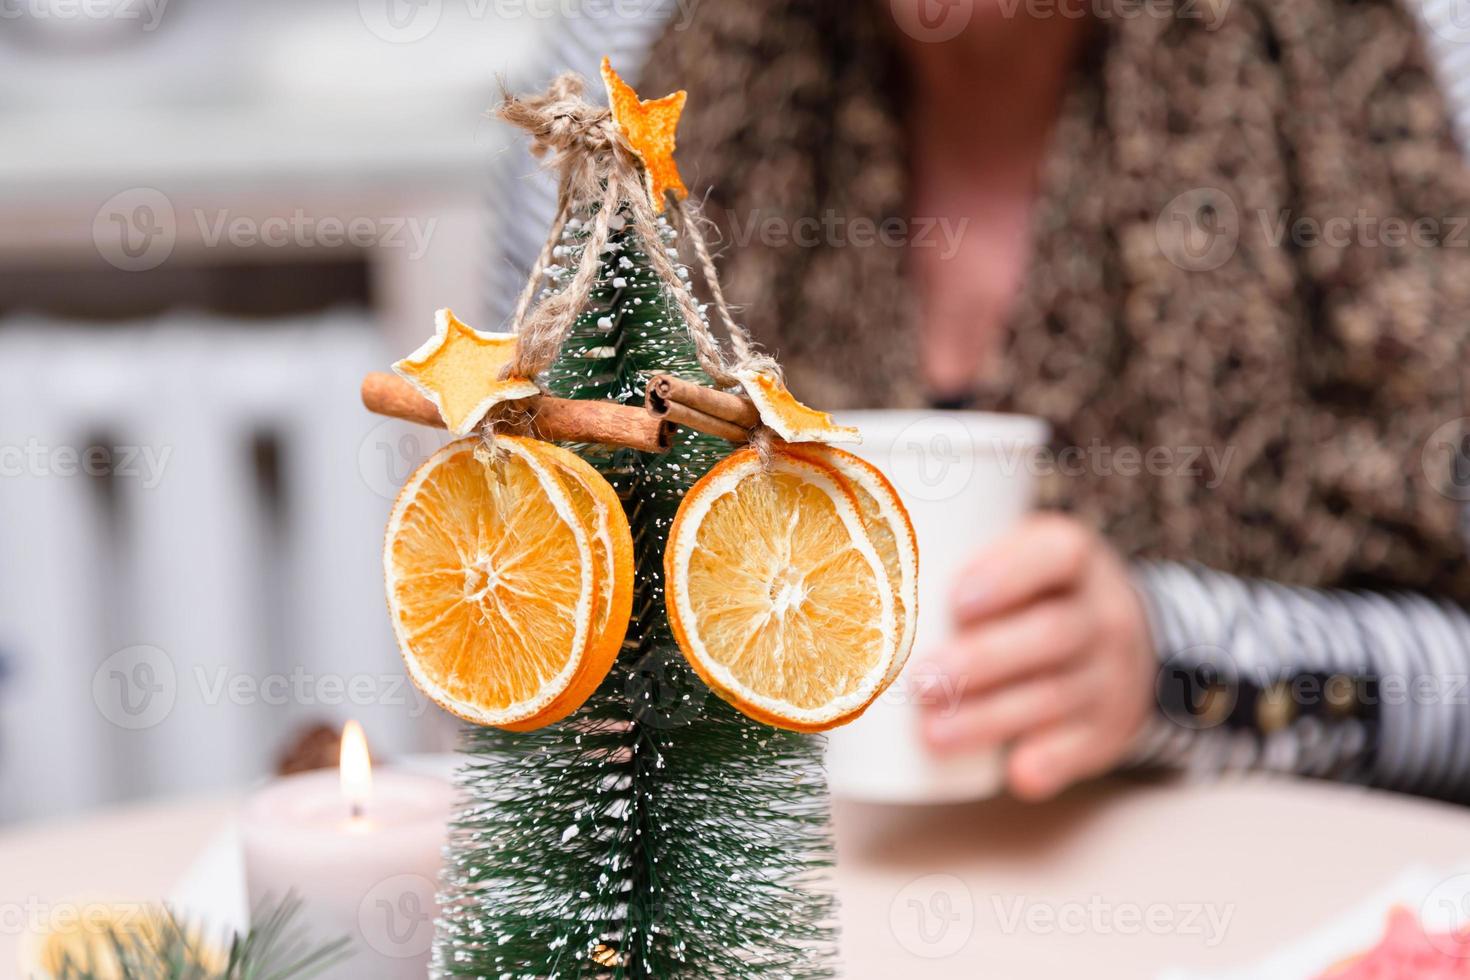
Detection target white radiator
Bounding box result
[0,312,451,823]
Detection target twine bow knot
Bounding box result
[496,72,779,391]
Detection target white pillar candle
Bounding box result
[240,724,453,979]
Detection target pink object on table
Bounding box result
[1317,907,1470,979]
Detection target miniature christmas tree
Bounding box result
[430,79,838,978]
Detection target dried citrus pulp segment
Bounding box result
[664,447,897,731]
[384,435,596,729]
[508,440,635,730]
[734,369,861,445]
[787,445,919,688]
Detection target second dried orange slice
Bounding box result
[785,444,918,688]
[664,447,896,731]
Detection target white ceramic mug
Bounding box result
[825,410,1050,804]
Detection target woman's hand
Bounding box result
[913,513,1156,801]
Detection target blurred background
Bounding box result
[0,0,552,824]
[7,0,1470,828]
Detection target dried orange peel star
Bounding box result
[601,56,688,212]
[393,308,540,435]
[734,369,862,444]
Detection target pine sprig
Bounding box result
[435,213,838,979]
[50,895,350,980]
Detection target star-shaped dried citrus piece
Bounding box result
[393,309,539,435]
[735,369,861,445]
[601,56,688,212]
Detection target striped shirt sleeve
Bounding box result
[1130,561,1470,802]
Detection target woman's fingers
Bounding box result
[915,512,1157,802]
[951,514,1094,623]
[919,596,1088,698]
[922,661,1094,753]
[1007,719,1117,802]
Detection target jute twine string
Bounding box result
[495,72,775,391]
[667,200,778,375]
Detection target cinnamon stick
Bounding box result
[645,374,761,429]
[362,371,442,428]
[658,401,751,444]
[361,372,672,453]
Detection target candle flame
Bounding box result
[340,720,372,819]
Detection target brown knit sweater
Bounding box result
[640,0,1470,605]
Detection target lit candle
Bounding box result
[240,723,453,979]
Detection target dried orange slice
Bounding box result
[393,309,540,435]
[735,369,860,445]
[384,435,596,728]
[786,445,918,688]
[506,440,635,730]
[664,447,896,731]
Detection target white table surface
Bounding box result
[4,774,1468,979]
